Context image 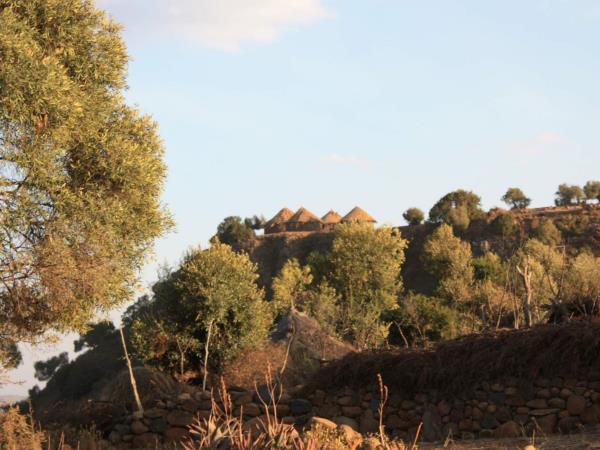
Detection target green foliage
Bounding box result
[211,216,257,253]
[33,352,69,382]
[0,0,171,366]
[73,321,116,352]
[428,189,484,230]
[501,187,531,209]
[0,341,21,371]
[584,180,600,202]
[533,219,562,246]
[473,252,504,283]
[129,244,272,375]
[272,259,341,337]
[490,212,518,237]
[391,293,460,346]
[244,215,266,230]
[305,250,332,285]
[555,183,585,205]
[329,222,407,349]
[272,259,313,313]
[403,207,425,226]
[422,224,474,304]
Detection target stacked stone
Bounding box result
[304,376,600,442]
[103,375,600,448]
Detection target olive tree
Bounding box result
[422,224,474,304]
[501,188,531,209]
[403,207,425,226]
[555,184,585,206]
[272,258,340,337]
[0,0,171,369]
[584,181,600,203]
[130,244,272,389]
[211,216,257,253]
[33,352,69,382]
[329,222,407,349]
[428,190,484,230]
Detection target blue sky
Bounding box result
[3,0,600,396]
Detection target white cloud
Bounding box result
[98,0,330,51]
[320,154,374,171]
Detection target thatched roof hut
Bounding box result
[322,210,342,231]
[264,207,294,234]
[322,210,342,224]
[285,207,323,232]
[341,206,376,224]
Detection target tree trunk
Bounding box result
[517,259,533,328]
[202,320,214,391]
[119,328,144,415]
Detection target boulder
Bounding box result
[359,409,378,434]
[130,420,148,435]
[290,398,313,415]
[494,421,521,438]
[421,409,443,441]
[132,433,159,448]
[566,395,586,415]
[308,416,337,430]
[166,410,195,427]
[164,427,190,443]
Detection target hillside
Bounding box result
[251,204,600,295]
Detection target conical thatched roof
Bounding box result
[342,206,376,223]
[287,207,323,224]
[265,207,294,228]
[321,210,342,224]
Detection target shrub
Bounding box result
[391,293,460,346]
[403,207,425,226]
[490,212,518,237]
[533,219,562,246]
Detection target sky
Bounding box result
[3,0,600,396]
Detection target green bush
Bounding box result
[490,213,518,237]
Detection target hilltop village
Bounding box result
[264,206,376,234]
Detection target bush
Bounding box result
[391,293,460,346]
[490,212,518,237]
[534,219,562,246]
[403,207,425,225]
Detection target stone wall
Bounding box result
[105,373,600,448]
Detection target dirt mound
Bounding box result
[94,366,181,407]
[307,321,600,395]
[224,308,354,388]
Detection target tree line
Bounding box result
[402,181,600,228]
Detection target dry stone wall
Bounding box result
[104,373,600,448]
